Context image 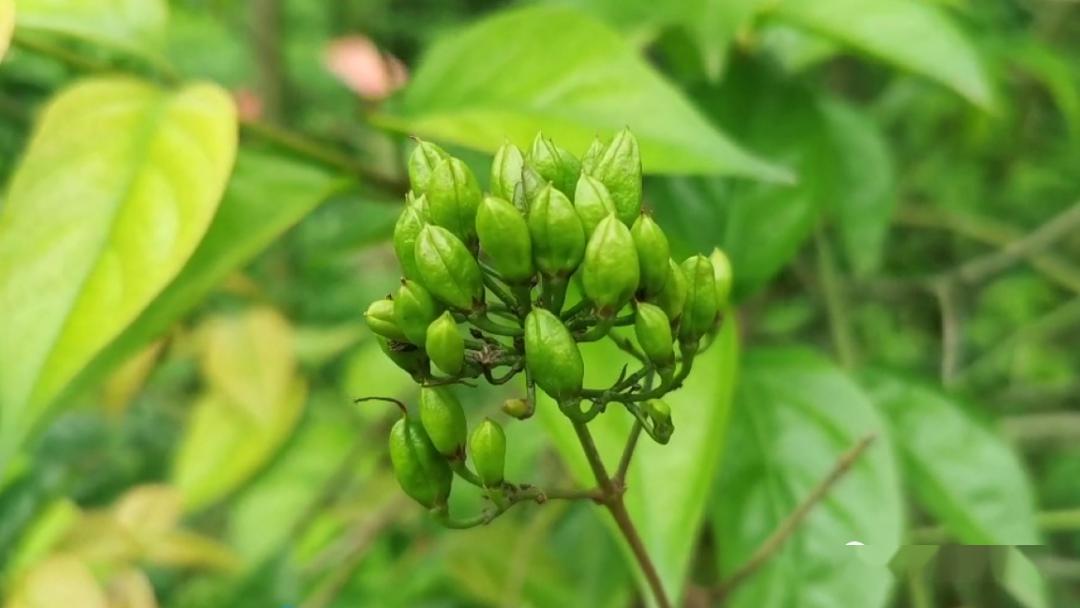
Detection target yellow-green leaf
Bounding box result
[6,554,108,608]
[15,0,167,53]
[0,0,13,62]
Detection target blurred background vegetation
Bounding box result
[0,0,1078,606]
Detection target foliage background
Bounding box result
[0,0,1078,606]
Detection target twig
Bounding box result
[713,434,877,600]
[614,421,643,486]
[932,279,962,387]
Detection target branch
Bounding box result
[713,434,877,600]
[614,420,643,485]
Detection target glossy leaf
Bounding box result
[539,317,739,599]
[0,77,236,462]
[713,347,903,608]
[770,0,995,109]
[15,0,167,53]
[376,5,788,181]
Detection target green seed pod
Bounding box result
[581,137,605,174]
[631,215,670,297]
[389,415,453,508]
[419,386,467,457]
[408,140,449,195]
[491,142,525,203]
[376,337,429,380]
[428,157,482,241]
[679,255,720,342]
[524,309,584,401]
[415,225,484,310]
[516,162,548,210]
[591,128,642,225]
[476,196,534,283]
[574,174,617,236]
[528,185,585,278]
[469,418,506,487]
[365,298,407,342]
[645,400,674,444]
[634,302,674,368]
[501,398,533,420]
[394,279,439,346]
[654,258,688,321]
[425,311,465,376]
[528,132,580,196]
[708,247,733,309]
[393,200,427,280]
[582,215,640,315]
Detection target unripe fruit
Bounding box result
[476,196,534,283]
[393,201,427,280]
[708,247,733,309]
[419,386,467,457]
[528,132,580,196]
[518,163,547,209]
[645,399,674,444]
[408,140,448,195]
[580,137,605,174]
[501,398,533,420]
[376,337,429,380]
[654,258,688,322]
[428,157,482,241]
[394,279,439,346]
[634,302,674,368]
[389,415,452,508]
[574,174,617,236]
[631,215,670,296]
[425,312,465,375]
[469,418,506,486]
[528,185,585,278]
[415,225,484,310]
[365,298,407,342]
[491,142,525,203]
[524,309,584,401]
[679,255,720,342]
[582,215,640,315]
[591,129,642,225]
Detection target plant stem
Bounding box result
[814,228,857,368]
[615,421,643,485]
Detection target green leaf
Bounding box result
[818,97,896,276]
[862,371,1041,545]
[713,347,903,608]
[0,77,236,461]
[0,0,13,61]
[15,0,168,53]
[376,5,788,181]
[538,317,739,600]
[770,0,995,110]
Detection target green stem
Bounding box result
[814,228,857,368]
[469,312,524,337]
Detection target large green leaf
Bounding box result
[375,5,788,181]
[0,0,12,61]
[0,77,236,461]
[538,317,739,601]
[15,0,168,53]
[770,0,995,110]
[713,347,903,608]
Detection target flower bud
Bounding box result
[393,200,427,280]
[419,386,467,457]
[407,140,449,194]
[394,279,439,346]
[634,302,674,368]
[469,418,506,487]
[415,225,484,310]
[524,309,584,401]
[582,215,640,315]
[428,157,482,241]
[631,215,670,296]
[591,128,642,225]
[654,258,688,322]
[581,137,605,174]
[376,337,429,380]
[708,247,733,309]
[425,311,465,375]
[528,185,585,278]
[476,196,534,283]
[365,298,408,342]
[679,255,720,342]
[491,141,525,203]
[645,400,674,444]
[501,398,534,420]
[389,414,452,508]
[529,132,580,197]
[574,174,617,236]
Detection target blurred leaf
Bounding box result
[3,498,79,582]
[110,484,182,542]
[5,554,108,608]
[142,529,240,572]
[377,5,789,181]
[757,23,840,74]
[0,0,12,61]
[997,548,1050,608]
[713,347,903,608]
[539,317,739,600]
[770,0,995,109]
[1007,39,1080,142]
[15,0,168,53]
[104,569,158,608]
[863,372,1041,544]
[101,340,164,416]
[679,0,763,80]
[818,97,896,276]
[0,78,236,464]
